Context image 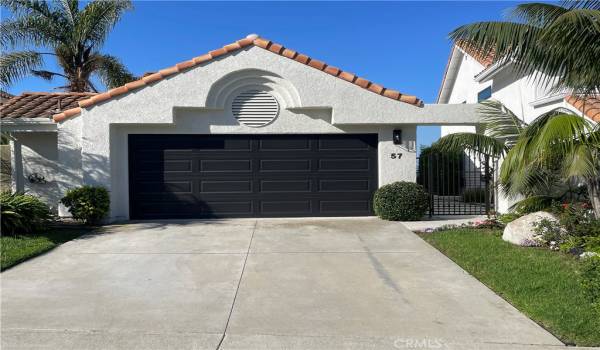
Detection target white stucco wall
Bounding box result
[56,46,431,221]
[9,132,61,212]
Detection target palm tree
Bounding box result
[436,1,600,217]
[501,113,600,217]
[0,0,136,92]
[450,1,600,96]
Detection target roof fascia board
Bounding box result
[437,47,463,104]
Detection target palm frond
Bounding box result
[478,100,526,148]
[432,132,507,157]
[0,0,53,18]
[0,17,59,48]
[510,195,556,214]
[509,3,568,27]
[31,69,65,81]
[76,0,132,48]
[0,50,43,87]
[91,54,136,88]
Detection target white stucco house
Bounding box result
[1,34,480,221]
[437,42,600,213]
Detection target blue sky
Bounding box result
[3,1,517,149]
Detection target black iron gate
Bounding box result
[417,150,497,216]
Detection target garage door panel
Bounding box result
[318,158,371,171]
[259,159,311,172]
[318,179,371,192]
[318,137,373,150]
[258,138,311,151]
[260,179,312,192]
[200,180,253,193]
[136,181,192,194]
[320,200,371,213]
[260,200,312,215]
[129,134,377,219]
[200,159,252,172]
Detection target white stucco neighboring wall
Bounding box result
[8,132,60,212]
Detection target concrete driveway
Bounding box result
[1,218,563,350]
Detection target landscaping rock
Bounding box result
[502,211,558,246]
[580,251,599,259]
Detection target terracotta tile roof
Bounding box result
[53,34,423,122]
[0,90,14,104]
[565,95,600,122]
[1,92,96,119]
[456,41,495,68]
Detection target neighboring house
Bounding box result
[0,92,96,206]
[438,42,599,213]
[1,34,479,221]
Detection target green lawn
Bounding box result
[1,227,95,271]
[420,228,600,347]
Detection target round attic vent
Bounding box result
[231,90,279,127]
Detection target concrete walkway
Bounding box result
[1,218,564,350]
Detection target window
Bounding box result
[477,86,492,102]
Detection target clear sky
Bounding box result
[2,1,519,149]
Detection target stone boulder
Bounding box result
[502,211,558,246]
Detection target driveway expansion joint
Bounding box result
[215,219,257,350]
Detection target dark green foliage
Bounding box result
[462,188,486,203]
[417,146,463,196]
[581,256,600,313]
[60,186,109,224]
[373,181,429,221]
[0,191,53,234]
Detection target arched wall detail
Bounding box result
[205,69,301,109]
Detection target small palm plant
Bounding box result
[0,0,136,92]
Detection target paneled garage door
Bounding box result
[129,134,378,219]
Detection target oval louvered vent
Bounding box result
[231,90,279,127]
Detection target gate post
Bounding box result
[484,154,491,215]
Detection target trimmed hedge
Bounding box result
[373,181,429,221]
[60,186,109,224]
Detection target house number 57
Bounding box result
[390,153,402,159]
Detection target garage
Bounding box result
[129,134,378,219]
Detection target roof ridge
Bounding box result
[23,91,97,96]
[53,34,423,122]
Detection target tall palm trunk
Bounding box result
[588,177,600,219]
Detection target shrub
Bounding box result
[0,191,53,234]
[60,186,109,224]
[533,218,566,247]
[580,256,600,313]
[498,212,521,224]
[373,181,429,221]
[462,188,486,203]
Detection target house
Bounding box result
[437,42,599,213]
[0,92,97,202]
[1,34,479,221]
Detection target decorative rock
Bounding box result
[502,211,558,246]
[580,251,599,259]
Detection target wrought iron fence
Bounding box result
[417,150,497,216]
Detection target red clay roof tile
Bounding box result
[53,34,423,122]
[338,71,356,83]
[324,65,341,76]
[565,95,600,122]
[1,92,95,120]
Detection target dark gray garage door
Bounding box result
[129,134,378,219]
